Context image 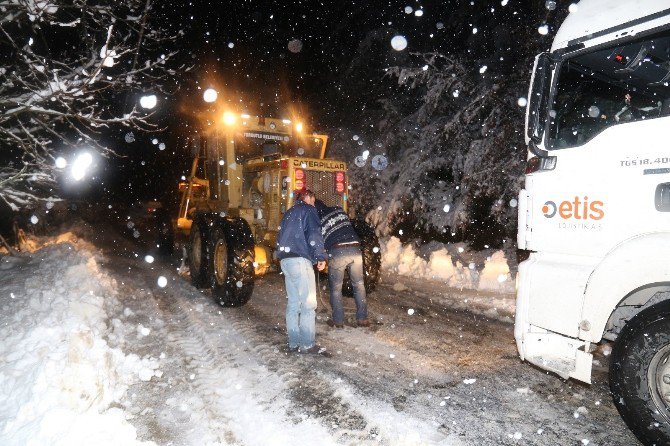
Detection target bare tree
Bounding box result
[0,0,185,210]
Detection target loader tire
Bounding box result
[342,219,381,296]
[610,300,670,445]
[188,217,210,288]
[208,217,255,307]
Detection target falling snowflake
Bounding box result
[404,6,413,14]
[517,97,527,107]
[125,132,135,143]
[588,105,600,118]
[414,9,423,17]
[479,65,488,74]
[545,0,557,10]
[203,88,218,103]
[157,276,168,287]
[463,378,476,384]
[453,90,460,98]
[140,94,157,109]
[538,24,549,35]
[391,35,408,51]
[510,198,518,208]
[436,22,444,29]
[55,157,67,168]
[288,39,303,53]
[145,255,154,264]
[30,215,39,224]
[443,204,451,213]
[407,308,415,315]
[228,42,234,48]
[371,154,388,171]
[568,3,578,13]
[159,143,166,151]
[355,156,366,167]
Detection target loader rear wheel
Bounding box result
[208,218,255,307]
[188,218,209,288]
[610,300,670,445]
[342,219,381,296]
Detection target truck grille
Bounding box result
[305,170,343,207]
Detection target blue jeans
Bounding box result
[328,245,367,324]
[280,257,317,349]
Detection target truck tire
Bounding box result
[208,217,255,307]
[188,216,210,288]
[610,300,670,445]
[342,219,381,296]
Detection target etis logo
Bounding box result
[542,196,605,220]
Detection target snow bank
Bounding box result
[0,243,157,445]
[381,237,515,293]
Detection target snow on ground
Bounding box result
[0,235,158,445]
[379,237,516,320]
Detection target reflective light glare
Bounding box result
[203,88,218,103]
[139,94,157,109]
[55,157,67,169]
[241,113,251,119]
[282,119,291,124]
[295,122,303,132]
[71,152,93,181]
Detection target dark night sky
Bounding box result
[94,0,553,204]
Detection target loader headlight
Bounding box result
[222,111,236,126]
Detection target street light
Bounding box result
[222,111,236,126]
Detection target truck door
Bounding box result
[529,29,670,257]
[524,29,670,334]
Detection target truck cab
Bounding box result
[516,1,670,443]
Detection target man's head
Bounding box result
[295,189,316,206]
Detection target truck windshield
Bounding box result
[547,29,670,149]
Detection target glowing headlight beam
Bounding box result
[71,152,93,181]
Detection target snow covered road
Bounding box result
[1,225,640,445]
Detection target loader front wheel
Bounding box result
[208,218,255,307]
[188,218,210,288]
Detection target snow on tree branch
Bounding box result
[0,0,184,210]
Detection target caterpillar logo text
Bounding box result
[542,197,605,220]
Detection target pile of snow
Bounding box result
[381,237,515,293]
[0,242,158,445]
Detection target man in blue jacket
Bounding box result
[314,199,369,328]
[277,189,327,354]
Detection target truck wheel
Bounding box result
[342,219,381,296]
[208,218,255,307]
[188,217,210,288]
[610,300,670,445]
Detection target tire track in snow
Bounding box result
[101,252,375,445]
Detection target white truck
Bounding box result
[516,0,670,443]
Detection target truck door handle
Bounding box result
[655,182,670,211]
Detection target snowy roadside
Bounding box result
[379,237,516,322]
[0,235,159,446]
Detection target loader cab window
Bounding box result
[548,29,670,149]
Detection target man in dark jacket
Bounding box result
[277,189,327,354]
[314,199,369,328]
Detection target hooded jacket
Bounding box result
[276,200,327,263]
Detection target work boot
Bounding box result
[357,319,370,327]
[327,319,344,329]
[300,344,327,355]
